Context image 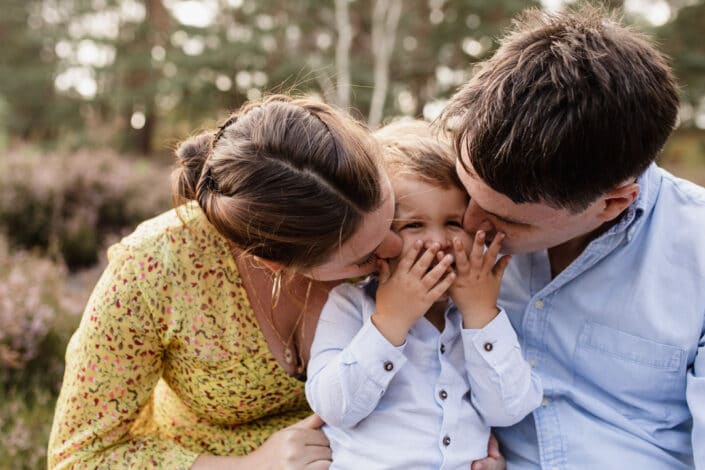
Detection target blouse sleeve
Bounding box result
[48,245,199,469]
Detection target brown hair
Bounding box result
[440,5,679,212]
[172,95,384,269]
[375,119,462,190]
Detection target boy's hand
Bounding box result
[372,240,455,346]
[449,231,511,329]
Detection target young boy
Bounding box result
[306,120,542,469]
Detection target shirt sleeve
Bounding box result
[461,309,543,427]
[305,284,407,429]
[686,327,705,469]
[47,246,199,470]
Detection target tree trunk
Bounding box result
[334,0,353,109]
[368,0,402,128]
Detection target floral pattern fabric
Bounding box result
[48,203,310,469]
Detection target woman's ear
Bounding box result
[597,182,640,222]
[253,256,285,273]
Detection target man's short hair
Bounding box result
[440,5,679,212]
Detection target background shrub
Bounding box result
[0,147,172,269]
[0,234,85,469]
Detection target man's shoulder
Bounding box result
[656,167,705,207]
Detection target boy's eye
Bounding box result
[447,220,463,228]
[401,222,422,230]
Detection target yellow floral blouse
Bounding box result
[48,203,311,469]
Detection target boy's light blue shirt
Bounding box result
[496,164,705,469]
[306,281,543,470]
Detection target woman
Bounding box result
[48,95,504,469]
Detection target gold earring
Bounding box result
[271,271,283,310]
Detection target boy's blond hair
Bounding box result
[374,119,463,190]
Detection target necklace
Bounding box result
[240,256,311,378]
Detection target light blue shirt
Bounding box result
[496,164,705,469]
[306,280,543,469]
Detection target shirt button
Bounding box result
[383,361,394,372]
[483,342,493,352]
[534,299,545,309]
[442,435,451,446]
[529,359,537,367]
[541,398,550,407]
[438,389,448,400]
[440,343,446,354]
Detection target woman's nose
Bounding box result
[375,231,403,259]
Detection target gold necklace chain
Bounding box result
[239,255,311,378]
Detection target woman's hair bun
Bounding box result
[172,131,213,201]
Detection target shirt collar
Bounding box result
[603,163,662,241]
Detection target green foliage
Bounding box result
[0,234,85,470]
[0,386,56,470]
[0,147,172,269]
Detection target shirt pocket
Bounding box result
[573,321,686,420]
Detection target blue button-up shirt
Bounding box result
[496,164,705,469]
[307,281,542,469]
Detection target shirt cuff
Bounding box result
[340,317,408,387]
[462,309,520,367]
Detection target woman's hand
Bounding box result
[449,231,511,329]
[372,240,455,346]
[471,434,506,470]
[191,414,331,470]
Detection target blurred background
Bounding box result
[1,0,704,467]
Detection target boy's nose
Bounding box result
[424,228,451,251]
[375,231,403,259]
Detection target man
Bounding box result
[441,5,704,469]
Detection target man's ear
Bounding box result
[597,182,640,222]
[253,256,285,273]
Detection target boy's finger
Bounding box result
[428,270,456,299]
[492,254,512,278]
[377,258,392,283]
[421,253,454,289]
[452,237,470,272]
[410,243,440,277]
[470,231,486,270]
[397,240,423,273]
[483,233,505,269]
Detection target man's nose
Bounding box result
[463,199,494,234]
[375,231,403,259]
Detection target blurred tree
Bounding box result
[0,0,81,142]
[3,0,702,153]
[659,0,705,128]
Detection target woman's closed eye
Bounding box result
[353,252,378,268]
